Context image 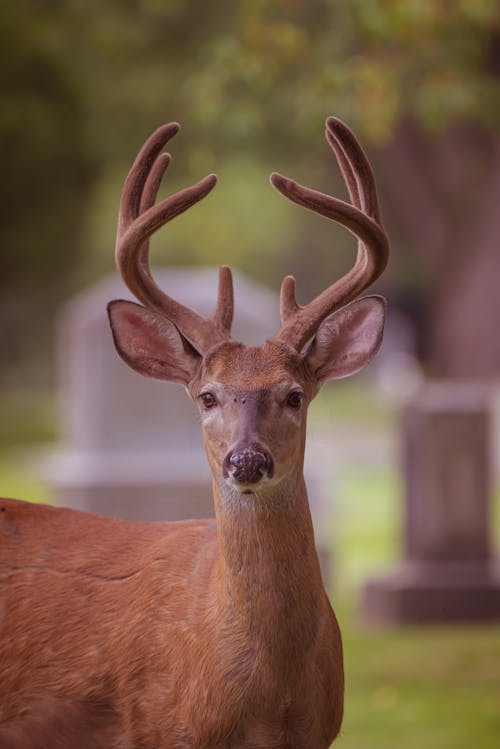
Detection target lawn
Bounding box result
[340,618,500,749]
[330,462,500,749]
[1,385,499,747]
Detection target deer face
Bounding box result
[108,296,385,495]
[191,341,310,493]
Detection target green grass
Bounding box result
[0,389,56,503]
[0,453,53,503]
[0,390,57,453]
[310,378,397,428]
[334,464,402,591]
[338,613,500,749]
[329,463,500,749]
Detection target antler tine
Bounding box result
[115,123,234,353]
[117,122,179,240]
[212,265,234,334]
[325,116,381,221]
[136,151,172,280]
[324,121,362,212]
[269,117,389,351]
[276,118,370,325]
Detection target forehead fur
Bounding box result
[201,340,304,389]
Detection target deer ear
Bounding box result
[304,296,386,383]
[107,300,200,385]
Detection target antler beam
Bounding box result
[270,116,389,351]
[115,123,233,353]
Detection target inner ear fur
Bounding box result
[107,300,200,385]
[304,295,386,383]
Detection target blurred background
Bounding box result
[1,1,500,747]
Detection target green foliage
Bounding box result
[349,0,500,136]
[70,0,500,147]
[37,0,499,158]
[0,3,96,381]
[0,4,94,290]
[5,0,500,254]
[3,0,500,381]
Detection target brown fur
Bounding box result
[0,344,346,749]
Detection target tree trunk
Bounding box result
[380,119,500,379]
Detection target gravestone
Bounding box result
[44,268,332,580]
[362,382,500,624]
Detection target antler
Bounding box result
[115,122,234,352]
[270,116,389,351]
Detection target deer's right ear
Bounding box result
[107,300,201,385]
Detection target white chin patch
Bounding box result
[226,475,277,495]
[226,477,259,494]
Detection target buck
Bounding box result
[0,117,388,748]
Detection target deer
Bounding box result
[0,116,388,749]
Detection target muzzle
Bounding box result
[223,443,274,485]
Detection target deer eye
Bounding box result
[286,391,303,410]
[199,392,217,410]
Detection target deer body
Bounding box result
[0,118,388,747]
[0,494,340,748]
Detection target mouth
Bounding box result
[225,475,268,495]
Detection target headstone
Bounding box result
[362,382,500,624]
[43,267,332,582]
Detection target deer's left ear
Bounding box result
[304,296,386,383]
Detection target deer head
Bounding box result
[108,118,389,497]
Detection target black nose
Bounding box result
[223,443,274,484]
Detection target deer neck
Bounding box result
[212,471,326,672]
